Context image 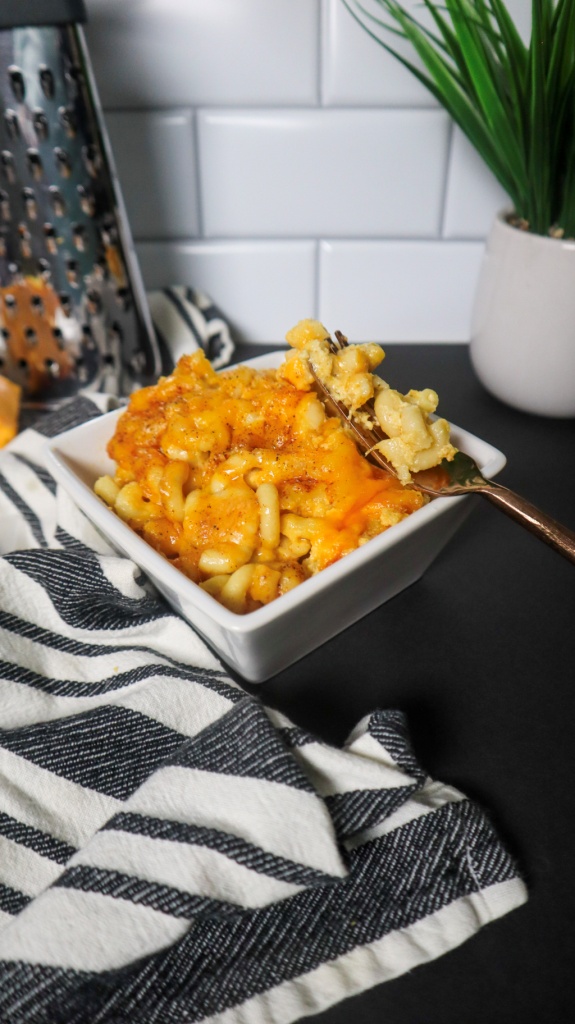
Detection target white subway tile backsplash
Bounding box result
[105,111,199,241]
[136,241,316,342]
[319,240,485,341]
[82,0,516,343]
[198,109,450,238]
[322,0,531,106]
[322,0,437,107]
[440,0,532,239]
[502,0,533,42]
[442,128,511,239]
[85,0,319,108]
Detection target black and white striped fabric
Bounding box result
[0,299,527,1023]
[148,286,235,372]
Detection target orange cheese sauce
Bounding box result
[103,350,425,612]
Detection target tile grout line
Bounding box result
[132,235,485,246]
[315,0,322,318]
[439,119,455,239]
[317,0,323,107]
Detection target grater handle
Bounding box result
[0,2,86,30]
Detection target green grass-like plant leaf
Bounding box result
[343,0,575,236]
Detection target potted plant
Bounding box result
[343,0,575,416]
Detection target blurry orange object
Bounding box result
[0,277,76,397]
[0,375,21,447]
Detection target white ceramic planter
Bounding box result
[470,212,575,417]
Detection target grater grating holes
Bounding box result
[32,109,50,140]
[94,256,107,280]
[116,287,131,310]
[26,149,43,181]
[45,358,60,376]
[22,188,37,219]
[54,148,71,177]
[39,65,55,99]
[65,258,79,286]
[86,289,101,314]
[8,67,25,102]
[0,24,160,403]
[65,65,84,100]
[77,184,95,216]
[1,151,16,183]
[49,186,66,216]
[17,223,31,259]
[72,224,86,250]
[83,144,101,178]
[4,110,19,139]
[44,223,58,254]
[58,107,76,138]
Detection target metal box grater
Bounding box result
[0,0,161,408]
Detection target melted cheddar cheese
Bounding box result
[281,319,457,484]
[97,347,425,612]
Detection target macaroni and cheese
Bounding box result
[280,319,457,484]
[94,321,454,614]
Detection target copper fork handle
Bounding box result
[481,482,575,565]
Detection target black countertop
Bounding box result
[234,341,575,1024]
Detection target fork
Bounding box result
[309,336,575,565]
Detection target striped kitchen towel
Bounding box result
[0,314,527,1022]
[148,286,235,372]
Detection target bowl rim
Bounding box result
[44,349,507,635]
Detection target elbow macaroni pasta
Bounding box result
[281,319,457,485]
[95,320,454,614]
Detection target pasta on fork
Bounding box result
[94,320,455,614]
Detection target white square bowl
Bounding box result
[44,352,506,682]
